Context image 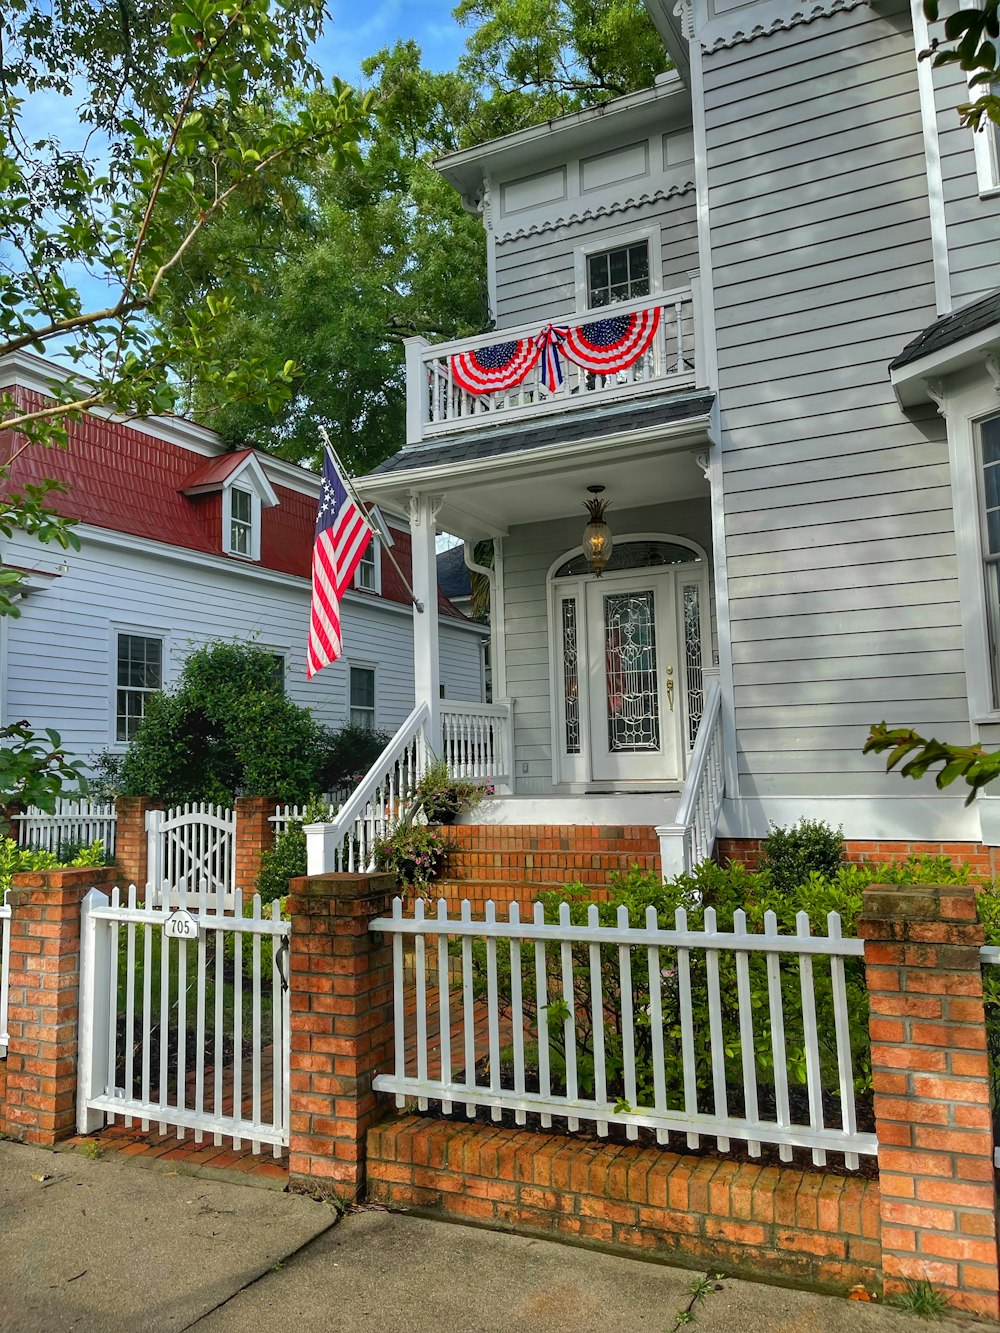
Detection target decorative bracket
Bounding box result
[986,354,1000,394]
[694,451,711,480]
[923,378,947,415]
[408,492,445,527]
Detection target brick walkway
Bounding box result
[63,988,518,1182]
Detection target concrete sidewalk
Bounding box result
[0,1140,994,1333]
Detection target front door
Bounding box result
[585,571,679,782]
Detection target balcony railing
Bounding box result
[404,284,700,444]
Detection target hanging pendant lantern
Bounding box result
[582,485,613,577]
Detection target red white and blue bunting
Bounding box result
[449,307,661,396]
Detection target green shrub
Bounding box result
[118,640,329,805]
[758,818,844,892]
[0,837,106,893]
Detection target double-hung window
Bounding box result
[355,544,378,592]
[116,633,162,741]
[972,83,1000,195]
[979,415,1000,699]
[349,665,376,729]
[587,241,651,309]
[229,487,254,557]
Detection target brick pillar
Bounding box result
[1,865,119,1145]
[286,871,395,1202]
[859,881,1000,1318]
[234,796,277,895]
[113,796,160,889]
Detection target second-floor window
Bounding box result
[354,544,378,592]
[587,241,651,309]
[229,487,254,556]
[116,633,162,742]
[980,415,1000,699]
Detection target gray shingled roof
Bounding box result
[437,543,471,599]
[368,392,715,478]
[890,288,1000,371]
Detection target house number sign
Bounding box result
[164,910,200,940]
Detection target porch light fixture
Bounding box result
[582,485,613,577]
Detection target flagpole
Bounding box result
[318,427,425,614]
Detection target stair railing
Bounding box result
[656,671,724,879]
[305,702,431,875]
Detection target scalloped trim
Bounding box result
[703,0,870,53]
[495,182,695,242]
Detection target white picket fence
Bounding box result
[0,894,11,1058]
[147,803,235,908]
[270,800,341,835]
[78,884,290,1153]
[372,897,876,1169]
[11,799,117,856]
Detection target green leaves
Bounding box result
[922,1,1000,130]
[865,721,1000,804]
[0,721,88,815]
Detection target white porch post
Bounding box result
[409,491,442,756]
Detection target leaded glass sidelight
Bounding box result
[561,598,581,754]
[604,590,660,752]
[682,583,704,748]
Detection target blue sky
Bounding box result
[318,0,466,83]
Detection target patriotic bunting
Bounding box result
[450,307,661,395]
[561,308,661,374]
[450,337,540,394]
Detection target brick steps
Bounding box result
[442,824,659,893]
[431,879,609,912]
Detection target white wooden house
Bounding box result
[307,0,1000,877]
[0,350,487,771]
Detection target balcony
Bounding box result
[404,284,702,445]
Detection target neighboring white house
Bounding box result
[330,0,1000,867]
[0,351,487,769]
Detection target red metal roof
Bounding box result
[1,386,467,619]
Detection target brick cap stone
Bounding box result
[7,865,119,907]
[861,882,977,922]
[289,872,396,902]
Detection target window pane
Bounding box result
[983,416,1000,465]
[985,461,1000,511]
[629,243,649,282]
[588,254,608,292]
[231,522,250,555]
[350,667,375,709]
[232,488,252,522]
[988,509,1000,558]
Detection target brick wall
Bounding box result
[444,824,659,889]
[113,796,160,888]
[718,838,997,878]
[233,796,277,894]
[367,1118,881,1293]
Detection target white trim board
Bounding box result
[455,793,682,826]
[719,794,982,843]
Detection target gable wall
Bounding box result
[489,121,698,329]
[701,4,970,801]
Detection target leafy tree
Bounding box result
[117,640,329,804]
[921,1,1000,130]
[456,0,669,137]
[0,720,88,824]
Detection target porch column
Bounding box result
[409,491,441,755]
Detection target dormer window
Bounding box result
[229,487,254,557]
[354,543,379,593]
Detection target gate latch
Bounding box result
[275,935,291,994]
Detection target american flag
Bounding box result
[306,448,372,679]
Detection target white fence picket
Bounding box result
[11,798,117,856]
[371,897,876,1167]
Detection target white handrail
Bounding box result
[305,701,430,875]
[657,675,724,879]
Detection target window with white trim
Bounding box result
[586,241,651,309]
[971,82,1000,195]
[979,414,1000,699]
[354,543,378,592]
[349,665,376,729]
[116,633,162,741]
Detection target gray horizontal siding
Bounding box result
[493,192,698,329]
[703,4,965,800]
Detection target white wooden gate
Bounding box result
[77,885,290,1153]
[146,803,236,908]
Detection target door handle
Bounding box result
[666,665,674,712]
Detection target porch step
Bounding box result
[441,824,660,891]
